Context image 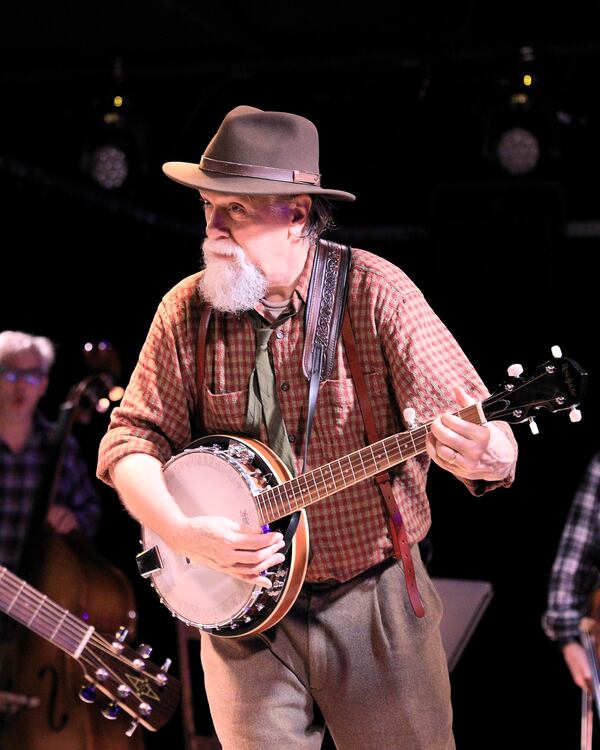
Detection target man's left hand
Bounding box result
[426,385,516,481]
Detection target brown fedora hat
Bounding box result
[162,105,355,201]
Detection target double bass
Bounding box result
[0,342,152,748]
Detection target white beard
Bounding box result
[198,239,268,313]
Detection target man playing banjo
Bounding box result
[97,105,518,749]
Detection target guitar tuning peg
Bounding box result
[551,345,563,358]
[101,702,121,720]
[137,643,153,659]
[78,685,97,704]
[112,627,127,653]
[569,406,582,423]
[115,625,128,642]
[156,657,172,686]
[507,364,523,378]
[125,719,140,737]
[403,407,417,429]
[528,418,539,436]
[161,657,172,673]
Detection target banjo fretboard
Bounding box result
[256,404,482,524]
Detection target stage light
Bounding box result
[482,45,560,177]
[80,58,147,192]
[88,143,129,190]
[496,127,540,175]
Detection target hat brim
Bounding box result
[162,162,356,202]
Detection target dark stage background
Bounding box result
[2,3,599,748]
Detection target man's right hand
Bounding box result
[167,515,286,589]
[563,642,593,692]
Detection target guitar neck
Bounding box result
[0,566,95,659]
[257,402,485,525]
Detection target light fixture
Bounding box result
[496,126,540,175]
[80,58,147,191]
[87,143,129,190]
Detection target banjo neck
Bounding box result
[256,403,484,526]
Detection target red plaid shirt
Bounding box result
[97,242,517,581]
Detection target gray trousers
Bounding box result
[200,546,455,750]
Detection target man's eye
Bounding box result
[229,203,246,215]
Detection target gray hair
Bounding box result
[260,195,335,241]
[0,330,55,372]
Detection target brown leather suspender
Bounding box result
[341,309,425,617]
[195,303,212,438]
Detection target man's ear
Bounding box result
[289,195,312,238]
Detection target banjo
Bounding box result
[136,348,586,638]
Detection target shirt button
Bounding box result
[275,330,285,339]
[281,382,289,391]
[288,434,296,443]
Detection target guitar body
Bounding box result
[141,434,310,638]
[1,529,143,749]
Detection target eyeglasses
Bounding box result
[0,368,47,386]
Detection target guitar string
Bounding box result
[0,570,119,646]
[0,575,165,683]
[0,575,91,646]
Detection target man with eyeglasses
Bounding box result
[0,330,101,573]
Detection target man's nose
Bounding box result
[205,206,230,238]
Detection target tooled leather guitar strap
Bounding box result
[301,239,351,473]
[341,303,425,618]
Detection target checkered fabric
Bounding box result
[0,413,101,571]
[542,451,600,645]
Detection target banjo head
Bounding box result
[141,435,304,633]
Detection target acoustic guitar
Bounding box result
[0,565,180,738]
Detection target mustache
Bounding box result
[202,238,244,259]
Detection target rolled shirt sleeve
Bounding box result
[380,288,518,496]
[97,286,200,487]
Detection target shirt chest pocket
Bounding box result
[201,384,249,435]
[315,369,395,451]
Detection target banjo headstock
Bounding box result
[481,345,587,431]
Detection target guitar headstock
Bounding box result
[77,629,180,736]
[482,346,587,429]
